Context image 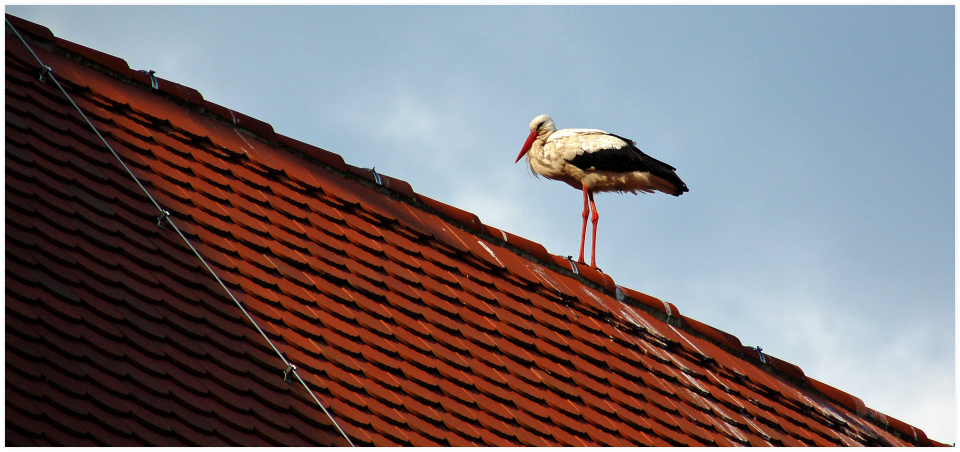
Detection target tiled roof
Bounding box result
[4,14,945,447]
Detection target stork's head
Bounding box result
[515,114,556,163]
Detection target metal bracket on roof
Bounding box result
[368,167,383,185]
[754,346,766,364]
[38,65,51,84]
[137,69,159,90]
[566,256,579,275]
[156,209,170,229]
[147,70,159,90]
[283,362,297,382]
[615,285,625,302]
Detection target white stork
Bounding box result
[515,114,688,269]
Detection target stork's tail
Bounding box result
[650,174,689,197]
[672,181,689,196]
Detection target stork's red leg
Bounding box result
[588,190,599,268]
[578,183,589,265]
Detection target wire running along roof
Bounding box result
[4,14,945,447]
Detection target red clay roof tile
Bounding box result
[276,133,348,173]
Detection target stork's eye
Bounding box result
[536,122,543,131]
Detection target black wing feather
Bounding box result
[567,133,689,194]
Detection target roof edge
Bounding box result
[5,12,943,447]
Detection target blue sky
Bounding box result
[7,6,954,442]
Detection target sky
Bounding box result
[6,5,954,442]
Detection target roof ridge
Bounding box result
[5,12,944,447]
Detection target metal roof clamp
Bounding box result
[139,69,159,90]
[754,346,766,364]
[368,167,383,185]
[283,362,297,382]
[156,209,170,229]
[38,65,51,84]
[566,256,579,275]
[148,71,159,90]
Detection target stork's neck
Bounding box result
[526,133,565,180]
[534,128,555,147]
[538,130,552,145]
[528,131,551,159]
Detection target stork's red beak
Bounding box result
[516,130,538,163]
